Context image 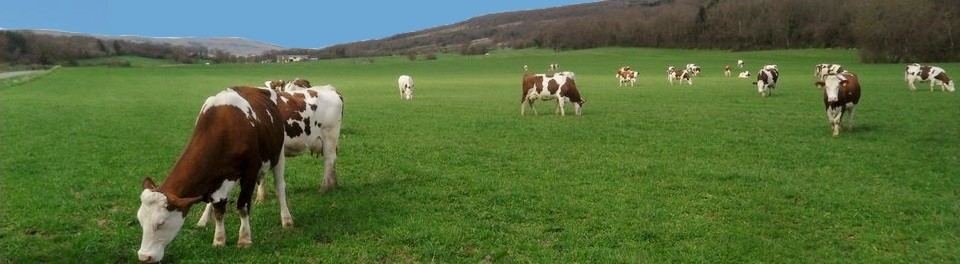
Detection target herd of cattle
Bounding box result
[136,57,954,262]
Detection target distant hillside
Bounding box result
[310,0,958,63]
[22,29,284,56]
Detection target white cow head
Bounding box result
[137,178,201,263]
[820,74,847,103]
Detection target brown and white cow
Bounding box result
[816,72,862,137]
[521,73,584,116]
[814,63,845,81]
[617,66,638,86]
[668,68,693,85]
[905,64,955,92]
[137,87,290,263]
[724,65,732,76]
[280,78,312,92]
[264,80,286,92]
[753,66,779,97]
[738,71,751,78]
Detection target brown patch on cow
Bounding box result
[920,66,932,80]
[521,75,543,102]
[559,78,583,104]
[546,79,560,94]
[934,71,952,84]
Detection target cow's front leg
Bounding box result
[212,201,227,247]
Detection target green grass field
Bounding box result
[1,48,958,263]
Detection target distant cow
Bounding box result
[737,59,744,68]
[686,63,702,76]
[398,75,414,99]
[814,63,845,81]
[816,72,862,137]
[617,66,638,86]
[557,71,576,80]
[521,73,584,116]
[753,66,779,97]
[669,69,693,85]
[905,64,955,92]
[738,71,751,78]
[549,63,559,72]
[137,87,290,263]
[281,78,312,92]
[264,80,286,92]
[724,66,732,76]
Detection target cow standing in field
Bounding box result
[521,73,584,116]
[814,63,845,81]
[737,60,744,68]
[904,64,955,92]
[753,65,779,97]
[724,66,732,76]
[398,75,415,99]
[137,87,291,263]
[198,80,344,226]
[816,72,862,137]
[738,71,751,78]
[617,66,638,86]
[668,68,693,85]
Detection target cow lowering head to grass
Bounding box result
[905,64,955,92]
[686,63,702,76]
[137,87,290,263]
[521,73,584,116]
[816,72,862,137]
[738,71,751,78]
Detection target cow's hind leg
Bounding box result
[845,105,856,131]
[272,155,294,227]
[319,125,340,195]
[254,177,267,204]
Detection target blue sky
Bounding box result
[0,0,591,48]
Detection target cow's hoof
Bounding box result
[282,218,294,228]
[237,240,252,248]
[213,240,225,247]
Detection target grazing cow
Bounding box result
[724,66,732,76]
[669,69,693,85]
[753,67,779,96]
[737,59,744,68]
[738,71,751,78]
[617,66,638,86]
[137,87,290,263]
[686,63,702,76]
[816,72,862,137]
[521,73,584,116]
[264,80,286,92]
[814,63,846,81]
[398,75,414,99]
[905,64,955,92]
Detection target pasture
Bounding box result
[1,47,958,263]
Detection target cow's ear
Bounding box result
[143,177,157,190]
[815,81,825,88]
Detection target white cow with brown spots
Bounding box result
[905,64,955,92]
[521,73,584,116]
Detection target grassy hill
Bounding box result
[1,48,958,263]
